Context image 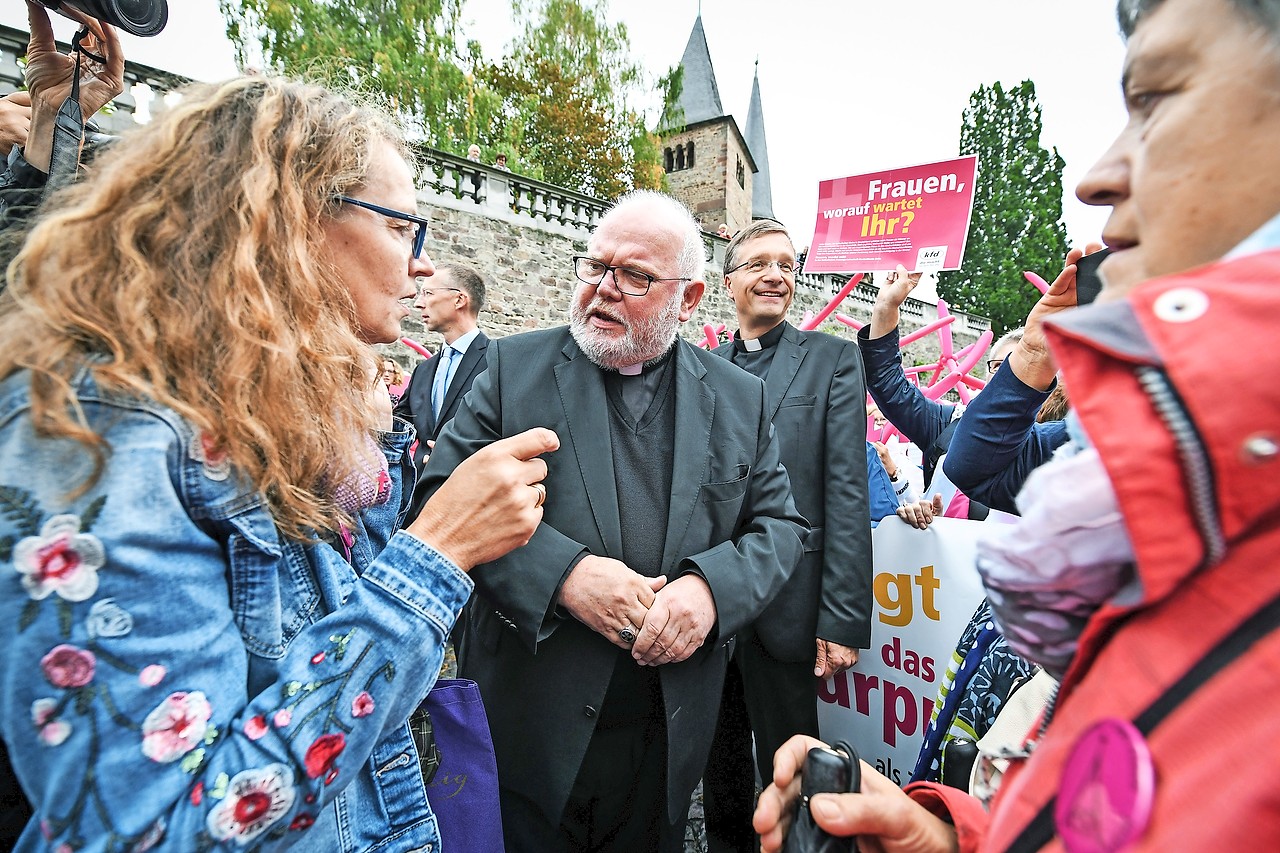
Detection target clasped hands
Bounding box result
[557,555,716,666]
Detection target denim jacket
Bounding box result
[0,366,471,852]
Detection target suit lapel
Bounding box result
[436,333,488,437]
[660,342,713,573]
[765,323,806,419]
[554,341,624,559]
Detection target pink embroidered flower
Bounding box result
[310,651,326,665]
[244,715,268,740]
[289,813,315,831]
[205,763,296,845]
[190,433,231,481]
[139,665,166,687]
[190,781,204,806]
[13,515,105,602]
[304,732,346,779]
[375,468,392,503]
[350,691,375,718]
[41,645,96,689]
[31,699,72,747]
[141,691,212,763]
[273,708,292,729]
[56,844,73,853]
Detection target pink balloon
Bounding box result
[801,273,864,331]
[898,314,956,347]
[1024,270,1051,294]
[702,323,720,349]
[400,337,432,358]
[834,313,864,330]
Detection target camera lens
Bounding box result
[57,0,169,38]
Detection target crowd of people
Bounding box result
[1,0,1277,850]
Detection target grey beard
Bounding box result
[569,291,683,370]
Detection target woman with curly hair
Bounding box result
[0,9,556,850]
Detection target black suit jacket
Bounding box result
[714,322,873,658]
[411,327,806,825]
[393,331,489,468]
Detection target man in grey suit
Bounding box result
[411,191,806,852]
[394,263,490,469]
[703,219,873,852]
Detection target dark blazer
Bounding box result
[714,322,874,658]
[393,331,489,468]
[411,327,806,826]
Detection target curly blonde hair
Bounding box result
[0,76,413,540]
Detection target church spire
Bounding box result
[667,14,724,127]
[745,61,775,220]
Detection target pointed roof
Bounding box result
[745,62,775,220]
[670,15,724,127]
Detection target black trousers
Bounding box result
[702,628,821,853]
[501,702,686,852]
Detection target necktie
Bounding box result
[431,345,456,420]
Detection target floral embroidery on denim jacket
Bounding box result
[0,369,471,852]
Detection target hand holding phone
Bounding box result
[783,741,861,853]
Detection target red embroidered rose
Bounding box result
[41,645,96,688]
[244,715,268,740]
[304,733,346,779]
[289,813,316,831]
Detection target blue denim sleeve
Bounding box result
[865,442,902,522]
[940,364,1070,513]
[0,392,470,851]
[857,326,955,448]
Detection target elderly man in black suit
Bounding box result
[412,190,806,852]
[394,263,490,469]
[702,219,873,852]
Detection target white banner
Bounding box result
[816,517,988,786]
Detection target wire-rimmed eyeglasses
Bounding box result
[725,258,797,277]
[572,255,691,297]
[337,196,429,259]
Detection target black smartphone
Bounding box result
[784,742,861,853]
[1074,248,1111,305]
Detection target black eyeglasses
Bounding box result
[987,359,1004,374]
[337,196,429,259]
[725,258,797,277]
[572,255,691,297]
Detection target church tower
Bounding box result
[659,15,758,234]
[744,61,775,221]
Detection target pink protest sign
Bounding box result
[804,155,979,274]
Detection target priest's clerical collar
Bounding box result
[617,343,675,376]
[732,322,786,354]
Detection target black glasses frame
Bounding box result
[572,255,691,297]
[337,196,429,259]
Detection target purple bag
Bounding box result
[423,678,505,852]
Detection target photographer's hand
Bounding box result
[0,91,32,158]
[754,734,960,853]
[24,1,125,173]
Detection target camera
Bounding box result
[39,0,168,38]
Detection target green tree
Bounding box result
[938,80,1069,336]
[218,0,497,151]
[220,0,665,197]
[478,0,665,196]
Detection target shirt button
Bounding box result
[584,706,597,718]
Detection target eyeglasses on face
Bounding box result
[572,255,691,297]
[987,359,1005,374]
[725,258,797,277]
[337,196,429,259]
[419,286,462,297]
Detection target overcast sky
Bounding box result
[4,1,1130,257]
